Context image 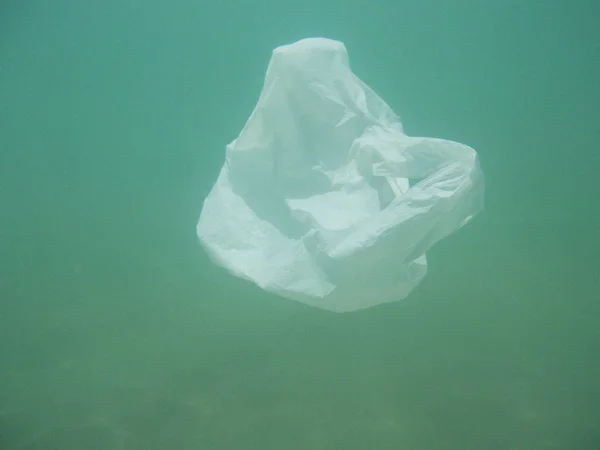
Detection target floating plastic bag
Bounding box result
[197,37,484,313]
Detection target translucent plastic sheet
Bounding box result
[197,38,484,312]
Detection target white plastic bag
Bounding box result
[197,37,484,313]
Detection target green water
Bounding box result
[1,1,599,449]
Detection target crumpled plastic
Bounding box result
[196,37,484,313]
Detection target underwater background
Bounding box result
[1,1,599,448]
